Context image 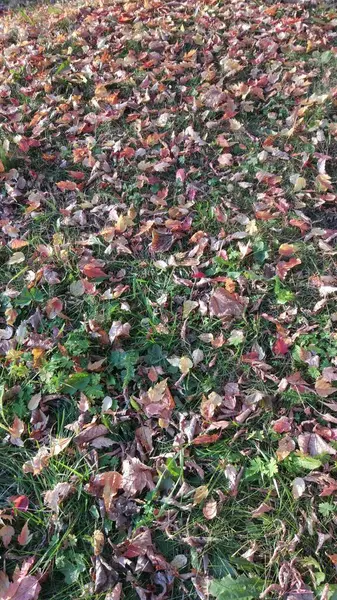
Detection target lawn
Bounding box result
[1,0,337,598]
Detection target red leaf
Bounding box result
[276,258,301,281]
[82,264,107,279]
[192,432,221,445]
[9,495,29,512]
[18,137,41,152]
[66,171,85,180]
[289,218,310,235]
[45,297,63,319]
[17,522,30,546]
[56,180,79,191]
[273,336,289,356]
[176,168,186,183]
[272,417,291,434]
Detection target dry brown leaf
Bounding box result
[93,530,105,556]
[102,471,123,511]
[45,297,63,319]
[203,499,218,520]
[74,424,109,446]
[209,287,246,318]
[122,456,155,496]
[251,502,273,518]
[193,485,209,505]
[44,482,75,513]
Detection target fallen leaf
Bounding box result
[74,424,109,446]
[209,287,246,318]
[9,495,29,512]
[0,525,15,547]
[251,503,273,518]
[276,435,295,461]
[218,153,233,167]
[56,180,79,191]
[292,477,305,500]
[93,530,105,556]
[182,300,199,319]
[102,471,123,511]
[9,416,25,447]
[122,457,155,496]
[17,522,31,546]
[276,258,301,281]
[28,392,42,411]
[45,297,63,319]
[1,558,41,600]
[44,482,75,513]
[139,379,175,427]
[203,499,218,520]
[109,321,131,344]
[82,263,107,279]
[7,252,25,266]
[193,485,209,505]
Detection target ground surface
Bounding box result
[1,0,337,598]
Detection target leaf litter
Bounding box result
[1,0,337,597]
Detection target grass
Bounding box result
[1,0,337,598]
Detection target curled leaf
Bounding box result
[203,499,218,520]
[292,477,306,500]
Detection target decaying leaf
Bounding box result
[109,321,131,344]
[209,287,246,319]
[44,482,75,513]
[292,477,306,500]
[138,379,175,427]
[0,558,41,600]
[122,457,155,496]
[93,530,105,556]
[17,522,31,546]
[251,502,273,518]
[203,499,218,520]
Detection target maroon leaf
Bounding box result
[209,287,246,318]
